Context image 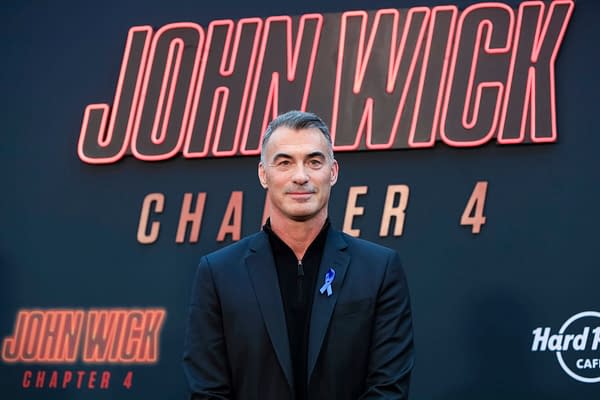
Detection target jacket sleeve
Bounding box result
[183,256,232,400]
[359,251,415,399]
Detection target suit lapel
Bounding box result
[245,232,294,390]
[307,229,350,383]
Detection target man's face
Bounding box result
[258,126,338,223]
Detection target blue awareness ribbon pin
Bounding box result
[319,268,336,297]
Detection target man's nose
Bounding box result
[291,163,309,184]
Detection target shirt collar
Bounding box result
[263,218,330,260]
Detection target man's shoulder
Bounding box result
[201,231,265,266]
[336,231,406,283]
[337,230,397,258]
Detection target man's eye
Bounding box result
[308,159,323,168]
[277,160,291,167]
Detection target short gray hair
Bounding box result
[260,110,334,162]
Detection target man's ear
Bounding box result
[330,159,339,186]
[258,161,268,189]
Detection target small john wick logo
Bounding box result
[531,311,600,383]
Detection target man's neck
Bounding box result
[269,213,328,261]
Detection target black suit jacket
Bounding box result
[183,228,414,399]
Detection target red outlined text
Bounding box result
[2,308,166,364]
[78,2,574,163]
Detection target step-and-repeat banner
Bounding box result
[1,0,598,398]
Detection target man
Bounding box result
[183,111,414,399]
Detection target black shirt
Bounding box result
[263,219,330,400]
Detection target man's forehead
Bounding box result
[264,126,328,152]
[270,125,324,139]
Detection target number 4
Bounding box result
[122,371,133,389]
[461,181,488,234]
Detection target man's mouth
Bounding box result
[287,191,315,198]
